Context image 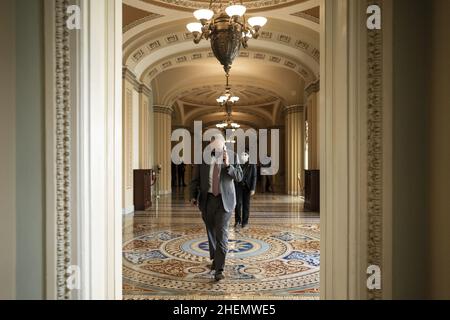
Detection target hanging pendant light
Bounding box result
[186,0,268,74]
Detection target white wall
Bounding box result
[0,0,16,300]
[15,0,46,299]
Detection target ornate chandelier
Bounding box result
[216,115,241,130]
[216,74,240,131]
[216,73,239,106]
[186,1,267,74]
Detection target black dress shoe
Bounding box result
[215,272,225,281]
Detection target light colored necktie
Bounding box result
[212,163,220,196]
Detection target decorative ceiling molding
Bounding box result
[124,28,320,78]
[178,85,279,106]
[123,12,163,33]
[291,11,319,24]
[178,98,280,128]
[164,80,285,108]
[141,48,316,85]
[123,0,320,44]
[138,0,310,13]
[182,108,274,129]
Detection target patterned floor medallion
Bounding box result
[123,193,320,300]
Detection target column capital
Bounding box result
[283,105,304,115]
[153,105,174,116]
[305,79,320,97]
[139,84,152,98]
[122,66,140,91]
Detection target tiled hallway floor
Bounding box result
[123,190,320,300]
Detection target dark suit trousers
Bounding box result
[202,193,232,273]
[235,183,251,225]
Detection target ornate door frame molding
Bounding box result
[319,0,392,299]
[45,0,123,300]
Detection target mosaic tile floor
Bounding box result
[123,190,320,300]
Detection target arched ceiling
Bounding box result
[123,0,320,128]
[138,0,310,12]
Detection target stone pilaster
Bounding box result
[305,80,320,170]
[139,84,153,169]
[284,105,305,196]
[154,105,174,194]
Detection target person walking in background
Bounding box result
[171,162,177,187]
[260,160,274,193]
[178,161,186,187]
[234,151,257,229]
[190,138,243,281]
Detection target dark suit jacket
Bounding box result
[239,163,257,191]
[190,152,243,213]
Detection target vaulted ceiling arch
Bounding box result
[140,47,317,85]
[122,0,321,128]
[151,63,304,106]
[124,27,319,82]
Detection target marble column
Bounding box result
[122,68,140,213]
[139,84,153,169]
[284,105,305,196]
[154,105,173,194]
[267,126,284,192]
[305,81,320,170]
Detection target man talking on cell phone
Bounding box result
[190,136,243,281]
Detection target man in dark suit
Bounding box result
[234,151,257,229]
[190,139,243,281]
[171,162,177,187]
[178,161,186,187]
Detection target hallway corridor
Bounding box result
[122,192,320,300]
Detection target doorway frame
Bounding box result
[44,0,392,300]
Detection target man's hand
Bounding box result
[223,150,230,167]
[250,190,256,197]
[190,198,198,207]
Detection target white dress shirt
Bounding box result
[208,156,222,193]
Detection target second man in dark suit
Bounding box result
[234,151,257,229]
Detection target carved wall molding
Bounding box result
[123,67,141,91]
[55,0,72,300]
[123,67,152,98]
[139,84,152,98]
[367,0,383,300]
